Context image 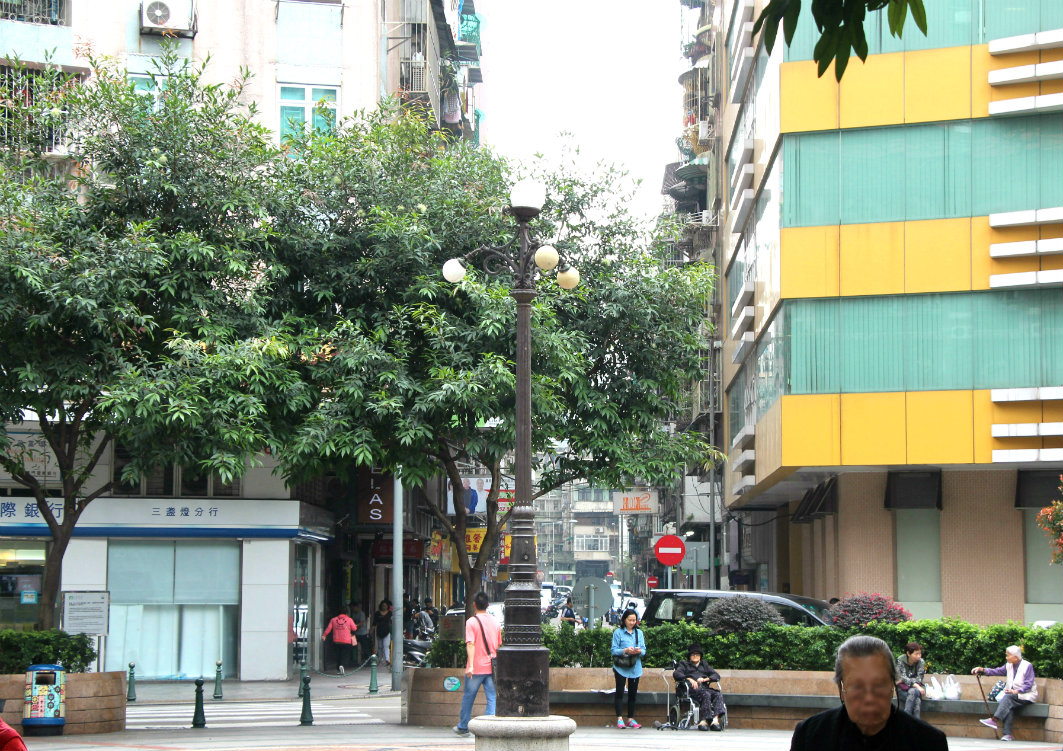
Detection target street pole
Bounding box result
[391,470,403,690]
[442,181,580,720]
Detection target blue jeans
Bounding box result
[458,673,496,730]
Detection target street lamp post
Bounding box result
[443,180,579,719]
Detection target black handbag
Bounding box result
[613,627,641,669]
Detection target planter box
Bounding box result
[403,667,1062,743]
[1,672,126,735]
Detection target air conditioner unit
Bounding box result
[595,527,604,534]
[141,0,197,37]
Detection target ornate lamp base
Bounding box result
[468,715,577,751]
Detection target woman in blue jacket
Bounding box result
[610,608,645,729]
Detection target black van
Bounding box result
[641,589,832,627]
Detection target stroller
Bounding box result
[656,662,726,731]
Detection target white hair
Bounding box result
[1006,645,1022,657]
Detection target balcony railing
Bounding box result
[0,0,71,25]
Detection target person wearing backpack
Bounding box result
[453,591,500,736]
[610,608,645,729]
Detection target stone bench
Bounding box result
[404,668,1060,742]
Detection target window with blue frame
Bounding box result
[279,85,337,146]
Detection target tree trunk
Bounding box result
[37,533,70,630]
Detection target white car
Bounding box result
[622,598,646,619]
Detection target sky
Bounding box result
[475,1,688,224]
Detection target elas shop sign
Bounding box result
[357,467,393,524]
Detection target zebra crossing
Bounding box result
[125,699,385,730]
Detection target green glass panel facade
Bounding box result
[783,115,1062,227]
[784,0,1061,62]
[734,291,1062,422]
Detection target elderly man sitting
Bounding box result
[791,635,948,750]
[972,645,1038,742]
[672,643,726,731]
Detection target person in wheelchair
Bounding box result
[673,643,726,730]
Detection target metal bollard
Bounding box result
[213,660,223,700]
[299,676,313,726]
[298,659,307,698]
[126,662,136,703]
[368,654,378,695]
[192,678,206,728]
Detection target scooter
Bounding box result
[403,625,434,667]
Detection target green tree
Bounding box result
[754,0,927,80]
[268,111,720,611]
[0,51,296,628]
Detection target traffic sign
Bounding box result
[654,534,686,566]
[646,575,659,588]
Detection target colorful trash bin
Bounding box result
[23,664,65,736]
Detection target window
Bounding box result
[279,85,337,146]
[574,535,609,552]
[111,445,239,497]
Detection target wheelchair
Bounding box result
[655,663,726,731]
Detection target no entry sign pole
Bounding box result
[654,534,686,589]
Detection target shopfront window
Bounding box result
[0,541,46,630]
[105,541,240,679]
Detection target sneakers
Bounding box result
[452,726,470,736]
[979,718,998,729]
[616,718,626,729]
[626,719,641,729]
[338,665,344,676]
[1001,735,1013,741]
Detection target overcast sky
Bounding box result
[475,1,687,223]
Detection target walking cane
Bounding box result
[975,672,1002,739]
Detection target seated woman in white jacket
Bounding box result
[971,645,1038,741]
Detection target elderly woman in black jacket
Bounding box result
[673,643,726,730]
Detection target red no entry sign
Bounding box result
[654,535,686,566]
[647,575,659,588]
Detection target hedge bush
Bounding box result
[828,593,912,628]
[702,596,785,634]
[422,620,1063,678]
[0,630,97,674]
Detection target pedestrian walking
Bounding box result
[895,641,927,718]
[790,635,947,750]
[350,601,370,665]
[453,591,500,736]
[373,600,393,665]
[322,607,357,675]
[610,608,644,729]
[972,645,1038,742]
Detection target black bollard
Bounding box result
[126,662,136,703]
[299,676,313,726]
[192,678,206,728]
[298,659,307,698]
[213,660,223,700]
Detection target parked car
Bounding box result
[445,602,506,626]
[641,589,832,627]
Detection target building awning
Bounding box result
[467,65,483,84]
[675,153,712,181]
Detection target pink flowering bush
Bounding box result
[1035,475,1063,564]
[828,592,912,628]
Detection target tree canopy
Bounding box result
[1,49,719,621]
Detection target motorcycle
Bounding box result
[403,624,435,667]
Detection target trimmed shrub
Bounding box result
[421,619,1063,678]
[702,596,785,634]
[828,593,911,628]
[0,630,97,674]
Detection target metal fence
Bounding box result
[0,0,71,25]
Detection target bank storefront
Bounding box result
[0,496,331,681]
